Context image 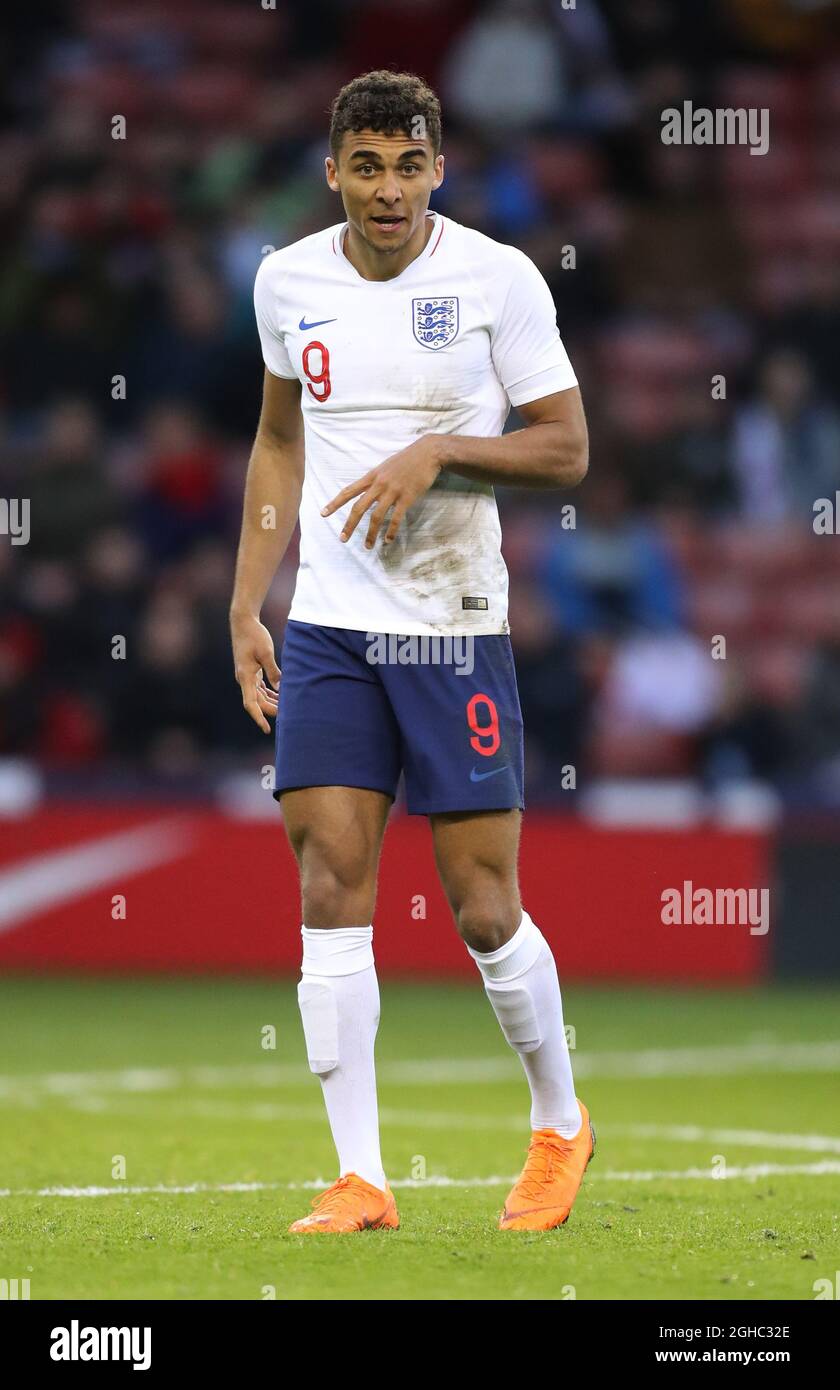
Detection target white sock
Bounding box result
[298,924,387,1190]
[467,910,582,1138]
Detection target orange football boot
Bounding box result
[288,1173,399,1234]
[499,1099,596,1231]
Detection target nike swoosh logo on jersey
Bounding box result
[299,316,338,331]
[470,766,509,783]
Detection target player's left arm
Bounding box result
[320,386,587,549]
[435,385,589,488]
[324,245,589,548]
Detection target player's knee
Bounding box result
[299,844,376,925]
[455,897,521,953]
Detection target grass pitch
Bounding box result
[0,977,838,1300]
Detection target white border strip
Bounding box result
[2,1160,840,1199]
[2,1039,840,1101]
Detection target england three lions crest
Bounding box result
[412,297,459,350]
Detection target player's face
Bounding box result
[326,129,444,255]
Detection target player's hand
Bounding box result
[230,613,280,734]
[320,435,445,549]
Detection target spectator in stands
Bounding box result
[26,399,119,561]
[732,348,840,525]
[441,0,568,132]
[539,469,686,636]
[133,402,228,562]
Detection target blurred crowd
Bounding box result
[2,0,840,804]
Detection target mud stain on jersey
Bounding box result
[375,381,504,618]
[379,487,502,626]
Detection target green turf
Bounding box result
[0,977,838,1300]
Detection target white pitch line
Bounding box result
[383,1042,840,1081]
[1,1039,839,1102]
[588,1160,840,1181]
[24,1092,840,1157]
[613,1123,840,1155]
[2,1160,840,1199]
[171,1099,527,1131]
[570,1041,840,1079]
[5,1078,840,1162]
[111,1098,840,1156]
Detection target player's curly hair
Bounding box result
[329,70,442,160]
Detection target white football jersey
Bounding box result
[253,211,577,635]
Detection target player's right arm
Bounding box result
[230,369,304,732]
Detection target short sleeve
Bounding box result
[253,256,298,380]
[490,250,577,407]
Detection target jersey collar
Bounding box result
[332,212,445,283]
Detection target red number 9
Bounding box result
[302,340,331,401]
[467,693,500,757]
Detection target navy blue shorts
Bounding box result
[274,620,525,815]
